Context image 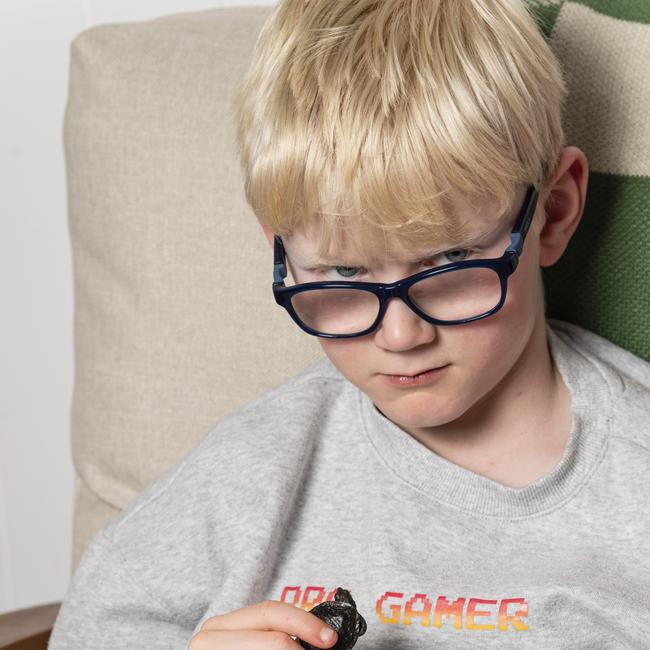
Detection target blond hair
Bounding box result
[233,0,567,265]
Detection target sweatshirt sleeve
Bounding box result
[48,531,195,650]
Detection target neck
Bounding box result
[405,315,572,488]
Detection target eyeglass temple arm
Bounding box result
[506,185,539,259]
[273,235,288,283]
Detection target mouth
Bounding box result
[381,365,449,387]
[384,365,447,378]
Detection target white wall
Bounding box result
[0,0,275,617]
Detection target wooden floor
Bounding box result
[0,602,61,650]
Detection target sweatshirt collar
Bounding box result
[358,321,611,517]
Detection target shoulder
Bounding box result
[547,318,650,389]
[547,318,650,448]
[193,353,347,438]
[102,356,353,540]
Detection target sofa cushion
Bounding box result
[65,6,324,570]
[536,0,650,362]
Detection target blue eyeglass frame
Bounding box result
[272,185,539,339]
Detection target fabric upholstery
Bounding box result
[63,1,650,572]
[534,1,650,361]
[64,6,324,571]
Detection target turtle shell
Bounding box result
[299,587,367,650]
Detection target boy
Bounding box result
[49,0,650,648]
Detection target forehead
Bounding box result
[283,188,524,266]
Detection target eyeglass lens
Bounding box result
[289,266,502,335]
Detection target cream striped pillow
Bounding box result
[530,0,650,362]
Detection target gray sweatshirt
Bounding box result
[49,318,650,649]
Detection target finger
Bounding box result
[201,599,338,648]
[190,628,304,649]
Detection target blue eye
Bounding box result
[418,249,471,267]
[443,249,470,264]
[318,248,472,280]
[333,266,361,279]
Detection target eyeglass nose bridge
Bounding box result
[372,279,435,328]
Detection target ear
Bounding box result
[260,223,275,249]
[538,146,589,268]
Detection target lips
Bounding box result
[386,365,446,377]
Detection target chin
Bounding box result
[376,391,466,429]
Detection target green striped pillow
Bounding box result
[526,1,650,362]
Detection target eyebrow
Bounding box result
[294,228,504,267]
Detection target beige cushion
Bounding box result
[64,6,325,571]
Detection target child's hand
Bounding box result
[188,599,339,649]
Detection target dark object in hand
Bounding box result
[299,587,367,649]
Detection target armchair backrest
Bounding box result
[65,6,323,571]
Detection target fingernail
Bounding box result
[320,626,336,643]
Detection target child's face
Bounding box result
[266,186,547,435]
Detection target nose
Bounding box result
[373,294,437,351]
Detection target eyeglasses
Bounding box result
[272,185,539,339]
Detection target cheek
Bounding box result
[492,229,542,329]
[445,317,513,370]
[508,252,543,321]
[318,338,368,380]
[444,264,539,367]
